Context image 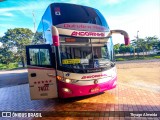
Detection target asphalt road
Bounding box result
[0,69,28,88]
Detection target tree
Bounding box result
[0,28,33,67]
[138,38,146,56]
[132,38,146,57]
[119,44,127,56]
[114,43,120,54]
[0,47,14,64]
[0,36,16,65]
[145,36,159,54]
[131,36,159,56]
[157,41,160,50]
[126,45,134,55]
[32,31,44,44]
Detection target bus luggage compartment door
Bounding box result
[28,68,58,100]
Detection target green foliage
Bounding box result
[114,36,160,56]
[157,42,160,50]
[0,63,18,70]
[115,54,160,61]
[32,32,44,44]
[118,44,131,55]
[113,43,120,54]
[154,56,160,59]
[119,44,126,54]
[7,63,18,69]
[0,28,33,67]
[116,58,125,61]
[0,64,7,69]
[0,47,15,64]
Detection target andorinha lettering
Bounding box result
[71,31,105,37]
[81,74,107,79]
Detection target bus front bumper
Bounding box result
[58,77,117,98]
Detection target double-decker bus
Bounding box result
[26,3,130,99]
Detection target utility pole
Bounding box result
[32,11,36,33]
[137,31,139,39]
[137,31,139,57]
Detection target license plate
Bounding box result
[90,86,100,93]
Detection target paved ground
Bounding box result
[0,83,159,120]
[117,59,160,93]
[0,69,28,88]
[0,60,160,120]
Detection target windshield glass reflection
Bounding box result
[59,37,114,70]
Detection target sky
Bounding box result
[0,0,160,44]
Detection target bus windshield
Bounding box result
[59,37,114,70]
[51,3,108,27]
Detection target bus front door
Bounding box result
[26,45,58,100]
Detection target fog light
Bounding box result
[62,88,72,93]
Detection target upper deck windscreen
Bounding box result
[51,3,108,28]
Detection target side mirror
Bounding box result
[109,30,130,45]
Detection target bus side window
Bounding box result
[29,48,51,66]
[29,49,39,65]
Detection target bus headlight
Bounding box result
[65,78,71,83]
[64,78,78,83]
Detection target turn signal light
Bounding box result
[57,76,63,81]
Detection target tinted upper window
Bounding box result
[51,3,108,27]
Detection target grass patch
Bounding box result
[116,58,125,61]
[115,54,160,61]
[0,64,7,69]
[154,56,160,59]
[0,63,18,70]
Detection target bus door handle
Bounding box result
[47,73,55,77]
[31,73,36,77]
